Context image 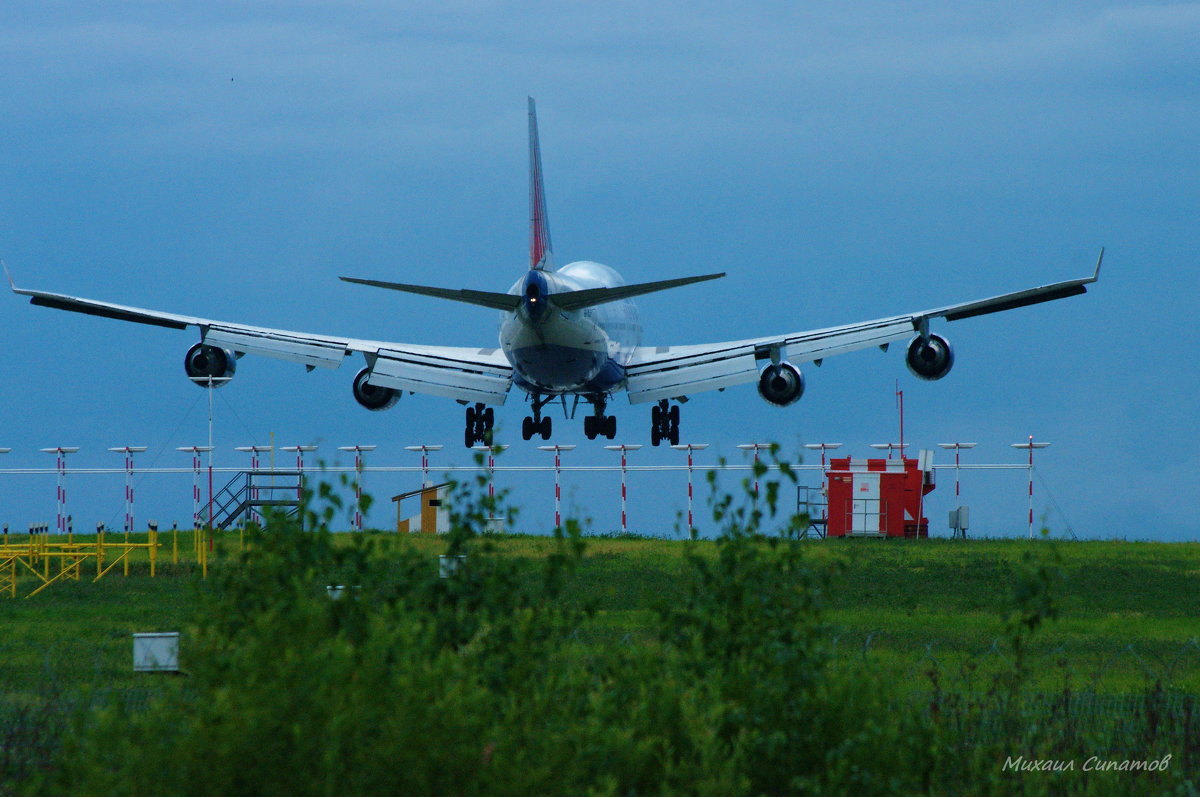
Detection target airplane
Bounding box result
[7,98,1101,449]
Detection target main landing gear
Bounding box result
[650,399,680,447]
[464,402,495,447]
[583,396,617,440]
[521,394,553,441]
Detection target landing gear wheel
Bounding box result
[604,415,616,439]
[539,416,552,440]
[650,399,680,446]
[522,416,534,441]
[584,415,597,440]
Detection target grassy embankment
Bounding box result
[4,532,1199,699]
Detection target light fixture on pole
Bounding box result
[736,443,773,498]
[177,446,214,529]
[604,444,642,533]
[338,445,378,531]
[869,442,908,460]
[235,445,273,527]
[108,447,148,533]
[404,444,444,488]
[803,443,843,472]
[39,447,80,535]
[1012,437,1050,540]
[537,445,575,529]
[281,445,319,503]
[936,443,977,506]
[670,443,709,535]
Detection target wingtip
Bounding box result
[1092,247,1104,281]
[1,259,15,291]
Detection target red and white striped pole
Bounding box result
[538,445,575,529]
[937,443,977,505]
[236,445,272,526]
[604,445,642,533]
[341,445,379,531]
[40,447,79,534]
[736,443,772,499]
[404,445,444,491]
[177,446,214,528]
[1012,437,1050,540]
[473,444,509,509]
[803,443,843,528]
[109,447,147,532]
[281,445,318,503]
[671,443,709,535]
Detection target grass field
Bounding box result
[5,526,1199,795]
[5,531,1199,699]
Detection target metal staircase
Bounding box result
[201,470,305,530]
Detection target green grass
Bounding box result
[4,533,1198,699]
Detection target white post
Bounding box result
[0,449,8,530]
[108,447,148,532]
[537,445,575,529]
[39,447,80,534]
[340,445,379,531]
[671,444,709,535]
[604,445,642,533]
[189,375,230,535]
[1012,437,1050,539]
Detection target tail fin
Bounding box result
[528,97,554,271]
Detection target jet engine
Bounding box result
[905,333,954,381]
[757,362,805,406]
[352,367,400,411]
[184,342,237,386]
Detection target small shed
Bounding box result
[825,453,935,538]
[392,482,451,534]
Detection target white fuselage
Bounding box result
[499,260,642,396]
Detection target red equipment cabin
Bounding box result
[825,454,935,538]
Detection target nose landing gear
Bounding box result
[650,399,680,446]
[464,403,495,447]
[583,396,617,440]
[521,394,553,441]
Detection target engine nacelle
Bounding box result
[352,367,400,411]
[184,343,237,386]
[906,333,954,381]
[757,361,805,406]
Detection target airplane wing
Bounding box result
[624,252,1102,405]
[5,273,513,405]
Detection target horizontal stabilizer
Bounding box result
[552,272,725,312]
[339,277,522,311]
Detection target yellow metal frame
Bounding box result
[0,527,173,599]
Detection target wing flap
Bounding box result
[369,348,512,405]
[203,326,349,369]
[626,353,758,404]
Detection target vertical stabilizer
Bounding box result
[528,97,554,271]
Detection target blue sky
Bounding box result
[1,2,1196,539]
